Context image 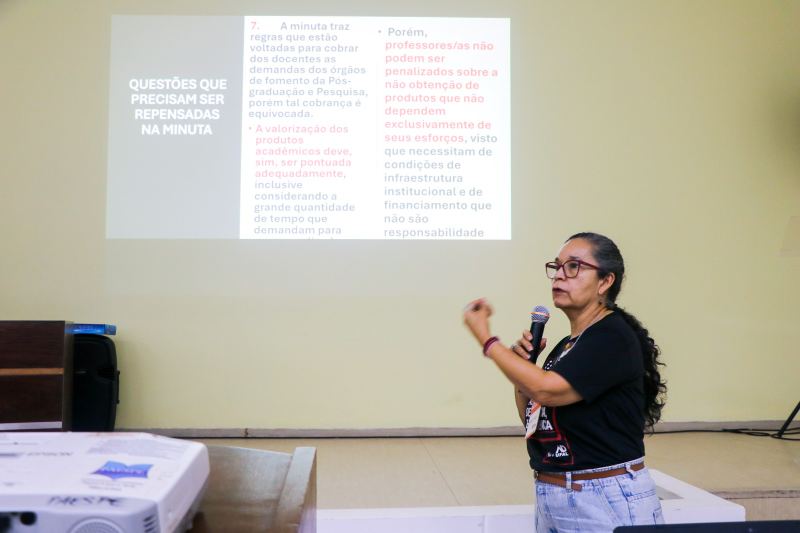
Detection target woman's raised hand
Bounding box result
[463,298,494,345]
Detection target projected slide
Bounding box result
[107,17,509,239]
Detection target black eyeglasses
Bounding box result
[545,260,602,279]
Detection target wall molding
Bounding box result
[119,420,799,439]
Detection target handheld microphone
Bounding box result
[527,306,550,364]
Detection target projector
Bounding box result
[0,432,209,533]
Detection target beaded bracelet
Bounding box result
[482,336,500,358]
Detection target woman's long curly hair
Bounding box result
[568,232,667,431]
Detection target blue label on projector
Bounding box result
[74,324,117,335]
[92,462,152,480]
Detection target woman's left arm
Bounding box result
[463,299,583,407]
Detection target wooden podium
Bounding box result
[0,321,74,431]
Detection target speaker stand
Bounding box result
[776,398,800,438]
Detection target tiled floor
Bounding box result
[193,431,800,509]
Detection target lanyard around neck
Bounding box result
[554,309,611,364]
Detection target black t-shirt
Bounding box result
[526,312,645,472]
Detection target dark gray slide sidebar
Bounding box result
[106,16,243,238]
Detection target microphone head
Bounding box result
[530,305,550,324]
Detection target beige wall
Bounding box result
[2,1,799,429]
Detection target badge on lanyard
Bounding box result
[525,342,564,439]
[525,400,541,439]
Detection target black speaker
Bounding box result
[72,334,119,431]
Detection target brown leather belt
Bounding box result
[535,462,645,491]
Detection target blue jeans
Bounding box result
[534,458,664,532]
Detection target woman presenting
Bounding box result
[463,232,667,532]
